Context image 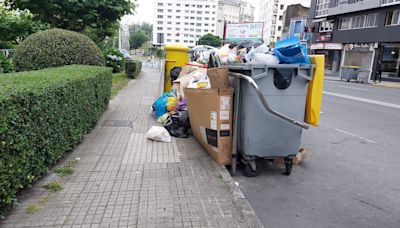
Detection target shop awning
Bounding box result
[312,17,327,23]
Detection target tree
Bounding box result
[0,7,48,48]
[197,33,221,47]
[130,31,146,50]
[5,0,135,41]
[129,22,153,42]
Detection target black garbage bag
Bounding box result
[163,110,190,138]
[170,67,182,84]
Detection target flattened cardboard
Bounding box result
[185,87,233,165]
[207,67,230,89]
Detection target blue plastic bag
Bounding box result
[274,37,310,64]
[153,93,169,118]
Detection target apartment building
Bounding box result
[152,0,219,47]
[309,0,400,82]
[259,0,311,44]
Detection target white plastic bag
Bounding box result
[146,126,171,143]
[251,53,280,65]
[245,44,270,62]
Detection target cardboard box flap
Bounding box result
[207,67,230,89]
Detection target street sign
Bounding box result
[224,22,264,42]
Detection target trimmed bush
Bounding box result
[104,48,125,73]
[0,65,112,216]
[13,29,105,72]
[125,60,142,79]
[0,53,13,74]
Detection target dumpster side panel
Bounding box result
[239,67,309,158]
[306,55,325,127]
[240,95,304,157]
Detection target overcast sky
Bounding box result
[122,0,260,25]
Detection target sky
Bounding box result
[122,0,260,25]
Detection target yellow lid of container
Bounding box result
[164,43,190,52]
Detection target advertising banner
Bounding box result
[224,23,263,42]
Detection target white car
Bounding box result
[119,49,132,60]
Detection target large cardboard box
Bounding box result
[185,87,233,165]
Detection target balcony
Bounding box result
[328,0,381,16]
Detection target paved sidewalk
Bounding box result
[1,67,261,228]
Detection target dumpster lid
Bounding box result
[165,44,190,52]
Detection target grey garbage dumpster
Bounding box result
[228,64,313,177]
[340,66,360,82]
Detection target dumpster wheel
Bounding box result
[244,163,259,177]
[284,157,293,175]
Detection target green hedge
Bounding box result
[125,60,142,79]
[0,65,112,216]
[13,29,105,72]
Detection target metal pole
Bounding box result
[231,76,241,176]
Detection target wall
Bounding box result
[332,5,400,43]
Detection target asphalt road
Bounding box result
[234,79,400,228]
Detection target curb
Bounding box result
[217,166,265,228]
[371,83,400,89]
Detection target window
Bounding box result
[168,3,172,6]
[158,3,163,6]
[157,27,163,30]
[382,0,400,6]
[196,29,201,32]
[277,26,281,31]
[315,0,329,17]
[196,23,201,26]
[168,15,172,18]
[319,21,334,32]
[176,16,181,19]
[176,10,181,13]
[386,10,400,26]
[157,15,163,18]
[280,4,284,10]
[168,9,172,12]
[339,14,378,30]
[158,9,163,12]
[158,21,163,24]
[279,16,282,21]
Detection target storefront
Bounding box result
[341,43,378,82]
[310,42,342,75]
[378,43,400,81]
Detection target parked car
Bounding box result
[119,49,132,60]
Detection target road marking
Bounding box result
[323,91,400,109]
[334,128,375,144]
[338,85,368,91]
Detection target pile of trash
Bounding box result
[147,64,210,142]
[146,37,310,143]
[191,37,310,67]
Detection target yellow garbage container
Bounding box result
[306,55,325,127]
[164,44,190,92]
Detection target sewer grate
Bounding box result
[102,120,133,128]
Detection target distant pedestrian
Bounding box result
[375,60,384,83]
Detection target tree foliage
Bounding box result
[197,33,222,47]
[0,6,48,47]
[130,22,153,41]
[5,0,135,41]
[130,31,147,50]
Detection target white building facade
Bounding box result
[259,0,310,44]
[152,0,219,47]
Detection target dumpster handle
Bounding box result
[229,72,310,129]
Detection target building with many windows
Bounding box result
[259,0,311,44]
[309,0,400,82]
[152,0,219,47]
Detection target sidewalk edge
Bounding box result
[217,166,265,228]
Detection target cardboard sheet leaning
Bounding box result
[185,67,233,165]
